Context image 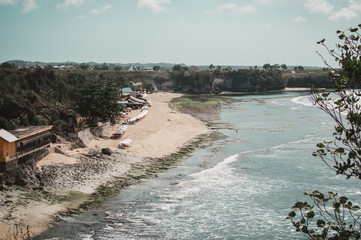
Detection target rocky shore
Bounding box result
[0,92,210,239]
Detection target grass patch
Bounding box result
[170,95,235,113]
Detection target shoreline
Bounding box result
[219,87,311,95]
[0,92,209,238]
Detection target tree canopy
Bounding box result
[288,24,361,240]
[74,82,121,124]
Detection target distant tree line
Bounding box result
[0,61,333,130]
[226,68,286,91]
[171,65,213,93]
[170,64,289,93]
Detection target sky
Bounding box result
[0,0,361,67]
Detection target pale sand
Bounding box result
[284,87,311,91]
[87,92,209,158]
[0,92,209,238]
[36,153,78,169]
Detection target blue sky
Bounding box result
[0,0,361,67]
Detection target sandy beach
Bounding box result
[0,92,209,238]
[86,92,208,158]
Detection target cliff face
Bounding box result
[213,77,232,91]
[212,74,286,93]
[0,150,51,190]
[1,160,41,190]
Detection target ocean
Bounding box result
[37,91,360,239]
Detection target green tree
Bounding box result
[288,24,361,240]
[153,65,161,71]
[271,64,280,70]
[79,63,89,70]
[189,65,199,71]
[114,65,123,71]
[295,65,304,71]
[209,64,215,71]
[263,63,271,70]
[223,66,232,72]
[213,66,221,76]
[74,82,121,124]
[0,62,16,69]
[101,63,109,70]
[172,64,189,72]
[172,64,183,71]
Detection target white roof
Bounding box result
[0,129,19,142]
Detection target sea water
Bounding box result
[37,92,361,239]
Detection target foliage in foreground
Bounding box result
[288,25,361,239]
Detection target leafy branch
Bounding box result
[288,24,361,239]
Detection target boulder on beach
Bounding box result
[101,148,113,155]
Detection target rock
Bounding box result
[101,148,113,156]
[1,158,42,189]
[84,223,101,227]
[70,137,86,150]
[4,200,13,205]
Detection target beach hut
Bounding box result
[122,87,133,94]
[121,87,133,99]
[0,126,53,171]
[0,129,18,171]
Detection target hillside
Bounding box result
[0,62,331,130]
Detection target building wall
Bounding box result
[0,138,16,162]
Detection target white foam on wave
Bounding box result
[173,149,282,200]
[291,96,313,107]
[270,136,317,151]
[190,153,239,179]
[154,153,242,203]
[292,91,361,116]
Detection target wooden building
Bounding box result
[0,126,53,172]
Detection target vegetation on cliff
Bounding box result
[0,61,332,131]
[0,67,157,130]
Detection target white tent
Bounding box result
[128,65,138,71]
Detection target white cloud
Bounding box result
[304,0,334,15]
[349,0,361,11]
[292,16,306,22]
[57,0,85,10]
[325,0,361,21]
[204,3,255,15]
[90,4,112,15]
[137,0,171,13]
[253,0,289,6]
[254,0,285,6]
[254,0,272,5]
[22,0,38,13]
[0,0,14,5]
[303,0,361,21]
[329,7,358,21]
[0,0,38,13]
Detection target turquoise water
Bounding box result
[38,92,360,239]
